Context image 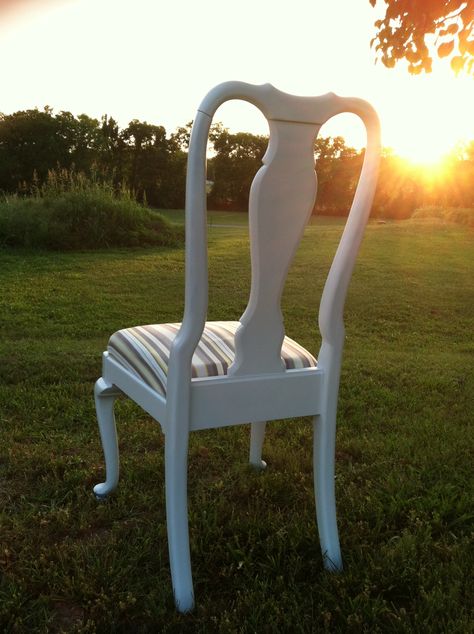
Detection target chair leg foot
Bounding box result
[313,414,342,572]
[93,483,115,499]
[93,378,120,499]
[249,421,267,469]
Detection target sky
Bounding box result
[1,0,474,163]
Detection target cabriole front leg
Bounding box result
[93,378,120,499]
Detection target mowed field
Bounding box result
[0,214,473,632]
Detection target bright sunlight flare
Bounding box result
[396,134,453,166]
[370,66,474,167]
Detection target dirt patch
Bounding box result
[51,601,86,632]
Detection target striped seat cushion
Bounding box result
[107,321,316,397]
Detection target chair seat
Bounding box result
[107,321,317,397]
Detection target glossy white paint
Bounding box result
[93,82,381,612]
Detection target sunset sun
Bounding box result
[377,68,474,169]
[398,136,451,167]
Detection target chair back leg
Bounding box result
[93,378,120,498]
[313,406,342,571]
[165,425,194,612]
[249,421,267,469]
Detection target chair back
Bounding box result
[171,82,380,383]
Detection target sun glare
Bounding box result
[390,94,470,167]
[373,60,474,169]
[398,140,453,170]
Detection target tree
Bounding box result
[372,153,422,218]
[0,108,68,192]
[121,120,167,203]
[56,111,103,173]
[170,122,193,151]
[369,0,474,74]
[208,125,268,209]
[207,125,363,215]
[121,120,186,208]
[314,136,361,214]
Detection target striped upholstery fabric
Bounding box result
[108,321,316,397]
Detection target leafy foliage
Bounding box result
[369,0,474,74]
[0,108,187,209]
[313,136,362,215]
[208,124,269,209]
[208,129,474,219]
[1,106,474,222]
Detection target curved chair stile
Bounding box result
[314,97,381,571]
[92,81,381,613]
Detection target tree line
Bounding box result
[1,107,473,219]
[0,108,186,209]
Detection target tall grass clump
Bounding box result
[0,168,184,250]
[412,206,474,227]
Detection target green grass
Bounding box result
[159,208,348,228]
[0,214,473,632]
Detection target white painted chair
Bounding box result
[93,81,380,612]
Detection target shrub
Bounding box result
[0,170,184,250]
[412,206,474,228]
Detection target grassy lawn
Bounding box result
[0,214,473,632]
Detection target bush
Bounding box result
[0,170,184,250]
[411,206,474,228]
